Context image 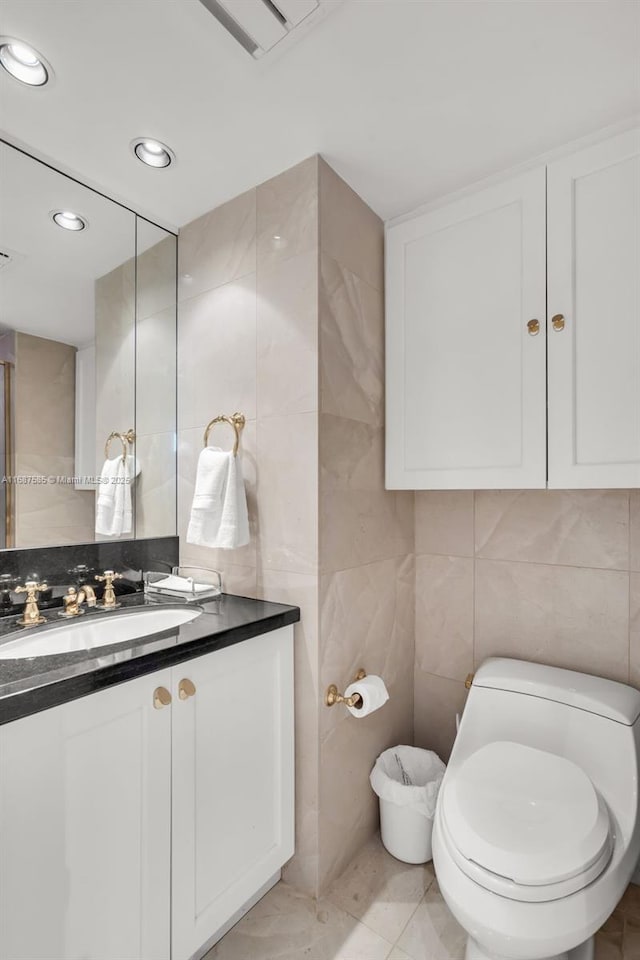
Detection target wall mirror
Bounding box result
[0,140,177,549]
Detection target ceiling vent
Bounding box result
[198,0,334,59]
[0,247,23,272]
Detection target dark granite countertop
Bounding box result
[0,592,300,725]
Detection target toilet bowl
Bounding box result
[431,658,640,960]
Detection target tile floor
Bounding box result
[206,835,640,960]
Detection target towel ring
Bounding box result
[203,413,246,456]
[105,429,136,462]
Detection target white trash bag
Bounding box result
[370,745,445,863]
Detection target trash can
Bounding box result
[370,745,446,864]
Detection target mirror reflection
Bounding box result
[0,141,177,549]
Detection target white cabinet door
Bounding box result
[0,672,172,960]
[171,626,294,960]
[547,128,640,488]
[386,167,547,489]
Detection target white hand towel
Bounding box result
[95,458,121,536]
[186,447,250,550]
[115,455,134,535]
[148,574,213,595]
[95,455,138,537]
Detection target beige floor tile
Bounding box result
[602,911,625,934]
[624,917,640,960]
[327,834,434,943]
[206,849,638,960]
[619,884,640,922]
[395,882,467,960]
[594,930,624,960]
[207,881,392,960]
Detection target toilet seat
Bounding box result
[440,741,613,903]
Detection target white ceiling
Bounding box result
[0,0,638,232]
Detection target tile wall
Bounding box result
[317,160,414,891]
[177,158,321,895]
[413,490,640,762]
[177,156,415,897]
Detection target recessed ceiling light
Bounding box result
[131,138,175,169]
[0,37,51,86]
[51,211,87,232]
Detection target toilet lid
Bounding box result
[442,741,611,887]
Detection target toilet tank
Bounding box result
[472,658,640,725]
[452,658,640,836]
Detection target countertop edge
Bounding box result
[0,603,300,726]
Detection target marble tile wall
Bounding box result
[317,159,415,893]
[177,156,416,899]
[414,490,640,763]
[177,158,321,894]
[13,333,94,547]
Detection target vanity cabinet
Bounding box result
[385,127,640,490]
[171,629,295,960]
[0,626,294,960]
[0,667,172,960]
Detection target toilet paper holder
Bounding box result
[326,669,367,708]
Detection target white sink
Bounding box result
[0,606,202,660]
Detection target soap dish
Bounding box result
[144,566,222,602]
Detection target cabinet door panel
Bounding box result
[0,673,172,960]
[386,166,547,488]
[171,627,294,960]
[547,128,640,487]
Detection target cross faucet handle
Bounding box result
[16,580,47,596]
[15,581,48,628]
[94,570,123,610]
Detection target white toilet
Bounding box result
[432,658,640,960]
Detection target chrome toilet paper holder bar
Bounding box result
[325,668,367,708]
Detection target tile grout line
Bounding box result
[389,875,436,957]
[416,549,633,576]
[325,860,435,955]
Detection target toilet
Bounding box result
[432,658,640,960]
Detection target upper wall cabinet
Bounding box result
[385,167,547,489]
[547,129,640,488]
[385,127,640,490]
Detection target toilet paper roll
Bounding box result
[343,674,389,718]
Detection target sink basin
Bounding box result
[0,605,202,660]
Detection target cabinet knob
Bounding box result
[178,678,196,700]
[552,313,565,332]
[527,319,540,336]
[153,686,172,709]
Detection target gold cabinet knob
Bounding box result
[527,319,540,336]
[178,678,196,700]
[153,686,172,709]
[551,313,565,332]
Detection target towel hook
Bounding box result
[203,413,246,456]
[105,429,136,462]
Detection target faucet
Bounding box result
[60,584,97,618]
[15,581,48,628]
[95,570,123,610]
